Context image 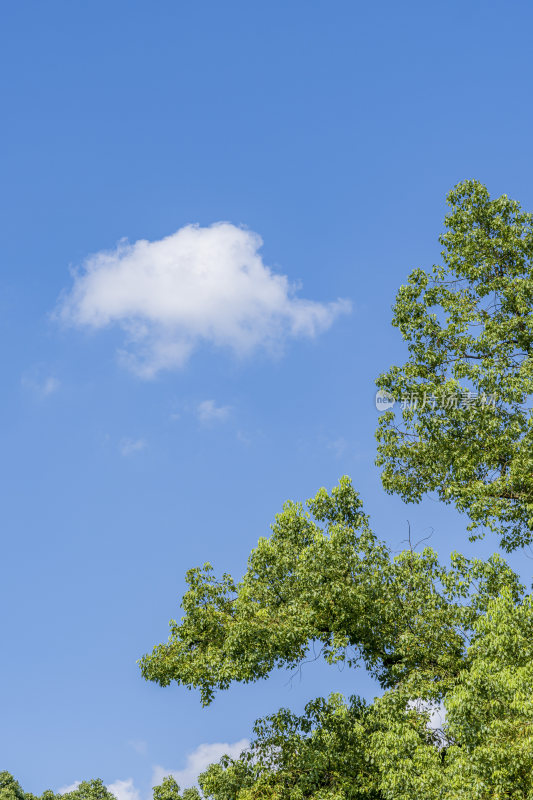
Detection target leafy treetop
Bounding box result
[376,179,533,551]
[139,477,522,706]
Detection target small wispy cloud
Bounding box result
[57,782,81,795]
[196,399,231,424]
[236,429,252,445]
[152,739,249,791]
[408,699,447,744]
[106,778,140,800]
[326,436,348,458]
[55,223,350,378]
[119,437,147,456]
[42,376,60,395]
[128,739,148,756]
[428,701,446,731]
[57,778,140,800]
[21,371,60,397]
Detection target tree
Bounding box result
[153,776,201,800]
[139,477,521,706]
[198,694,382,800]
[0,773,26,800]
[375,180,533,551]
[443,590,533,798]
[137,181,533,798]
[139,477,531,798]
[0,776,200,800]
[0,778,117,800]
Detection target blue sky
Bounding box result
[2,0,533,797]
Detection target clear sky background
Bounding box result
[2,1,533,797]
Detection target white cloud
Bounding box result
[236,429,252,445]
[427,701,446,731]
[152,738,249,791]
[57,782,81,795]
[119,437,147,456]
[57,779,141,800]
[408,699,447,742]
[196,399,231,424]
[22,372,60,397]
[56,223,350,378]
[326,436,348,458]
[42,376,60,395]
[128,739,148,756]
[106,779,140,800]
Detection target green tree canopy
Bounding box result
[198,694,383,800]
[0,776,200,800]
[376,179,533,551]
[139,478,521,707]
[153,776,200,800]
[0,778,117,800]
[139,477,533,798]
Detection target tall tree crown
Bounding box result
[376,179,533,550]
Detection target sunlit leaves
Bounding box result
[376,180,533,550]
